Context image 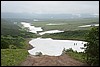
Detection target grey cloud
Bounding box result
[1,1,99,14]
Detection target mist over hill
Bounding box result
[1,12,99,20]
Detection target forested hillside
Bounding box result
[41,30,88,40]
[1,19,37,49]
[1,19,21,36]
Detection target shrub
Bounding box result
[35,52,42,56]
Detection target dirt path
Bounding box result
[20,54,88,66]
[21,38,88,66]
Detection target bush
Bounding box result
[84,27,99,66]
[35,52,42,56]
[9,45,17,49]
[65,48,74,52]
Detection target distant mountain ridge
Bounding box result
[1,12,99,20]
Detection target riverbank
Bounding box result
[24,38,34,50]
[28,38,87,56]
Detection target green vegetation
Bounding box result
[1,19,21,36]
[1,49,28,66]
[1,19,37,49]
[1,18,99,66]
[31,18,99,31]
[64,26,99,66]
[65,48,86,63]
[1,19,38,38]
[1,19,34,66]
[41,30,88,40]
[1,35,26,49]
[84,26,99,66]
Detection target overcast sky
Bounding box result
[1,1,99,14]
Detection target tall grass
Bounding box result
[1,49,29,66]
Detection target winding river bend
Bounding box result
[21,22,87,56]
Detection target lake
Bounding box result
[21,22,43,33]
[39,30,64,35]
[21,22,64,35]
[28,38,87,56]
[21,22,87,56]
[46,23,66,25]
[78,24,99,27]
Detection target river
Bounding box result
[21,22,87,56]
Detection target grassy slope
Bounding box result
[41,30,88,41]
[1,19,33,66]
[31,18,99,31]
[1,49,29,66]
[1,18,98,66]
[66,52,87,63]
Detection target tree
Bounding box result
[84,27,99,66]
